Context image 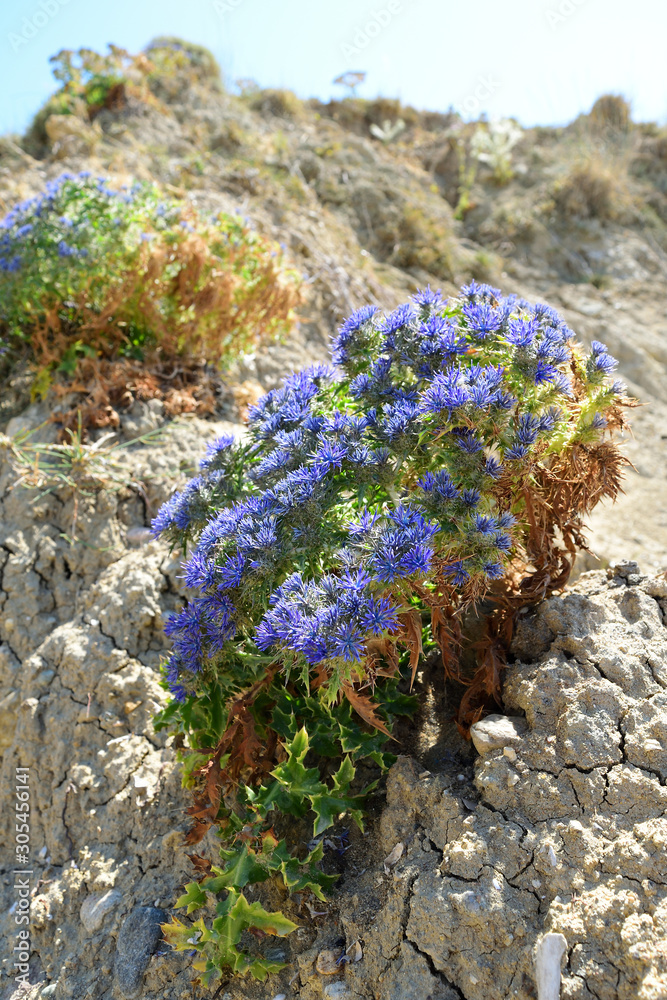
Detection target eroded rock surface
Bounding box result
[333,565,667,1000]
[0,419,234,1000]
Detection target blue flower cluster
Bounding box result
[343,505,438,583]
[152,282,622,702]
[256,570,399,665]
[0,172,123,273]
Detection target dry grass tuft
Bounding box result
[589,94,632,135]
[247,89,304,120]
[553,160,623,220]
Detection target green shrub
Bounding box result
[144,37,222,101]
[0,172,300,379]
[154,282,631,984]
[22,46,157,157]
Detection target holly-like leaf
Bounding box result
[278,850,338,901]
[202,843,269,892]
[175,881,208,914]
[204,888,298,980]
[161,915,200,950]
[271,727,327,802]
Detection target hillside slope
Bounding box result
[2,69,664,569]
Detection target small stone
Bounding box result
[126,527,153,547]
[41,986,58,998]
[316,949,340,975]
[503,746,517,761]
[80,890,122,933]
[547,846,559,868]
[347,940,363,963]
[609,560,640,579]
[265,947,286,963]
[471,714,528,755]
[114,905,166,998]
[323,983,353,999]
[534,932,567,1000]
[383,842,405,873]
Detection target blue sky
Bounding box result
[1,0,666,135]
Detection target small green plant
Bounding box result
[471,118,522,185]
[153,282,631,984]
[22,46,158,156]
[0,417,165,540]
[144,36,222,97]
[444,127,477,220]
[0,172,300,382]
[369,118,406,144]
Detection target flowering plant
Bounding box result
[0,172,299,379]
[156,282,630,982]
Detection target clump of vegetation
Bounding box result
[553,160,621,220]
[313,97,420,137]
[155,281,631,983]
[22,41,223,157]
[144,36,223,102]
[0,172,300,387]
[589,94,632,135]
[471,118,523,185]
[247,88,304,120]
[369,118,406,145]
[22,46,156,157]
[1,417,156,495]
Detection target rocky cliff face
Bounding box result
[2,77,667,570]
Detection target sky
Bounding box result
[0,0,666,136]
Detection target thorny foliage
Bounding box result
[154,282,633,982]
[0,172,301,398]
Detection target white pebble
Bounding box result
[534,932,567,1000]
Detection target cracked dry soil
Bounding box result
[0,418,666,1000]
